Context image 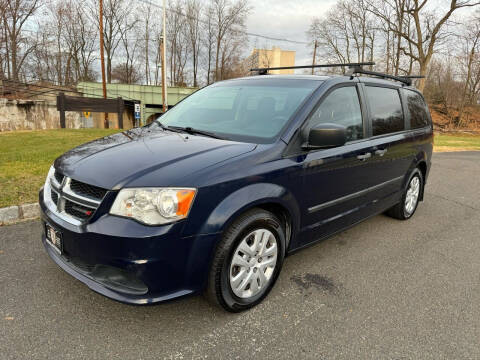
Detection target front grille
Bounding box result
[64,200,95,220]
[47,171,108,224]
[51,191,59,205]
[70,179,107,201]
[54,171,64,185]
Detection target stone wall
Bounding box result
[0,98,81,131]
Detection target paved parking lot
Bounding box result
[1,152,479,359]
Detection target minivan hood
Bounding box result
[54,127,256,189]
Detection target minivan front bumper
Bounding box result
[39,189,219,304]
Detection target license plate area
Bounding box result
[45,223,63,254]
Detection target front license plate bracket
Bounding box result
[45,223,63,254]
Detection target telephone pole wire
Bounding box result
[99,0,109,128]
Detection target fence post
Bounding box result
[56,92,66,128]
[117,97,124,129]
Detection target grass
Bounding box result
[434,133,480,152]
[0,129,479,208]
[0,129,120,208]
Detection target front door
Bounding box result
[295,84,379,247]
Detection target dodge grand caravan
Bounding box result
[40,69,433,312]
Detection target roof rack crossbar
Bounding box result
[348,65,425,86]
[250,62,375,75]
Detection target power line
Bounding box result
[2,77,146,102]
[136,0,310,45]
[21,1,311,45]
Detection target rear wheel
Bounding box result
[386,168,423,220]
[206,209,285,312]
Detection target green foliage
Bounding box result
[0,129,119,208]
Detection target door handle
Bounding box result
[374,148,388,157]
[357,152,372,161]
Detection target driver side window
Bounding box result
[308,86,363,142]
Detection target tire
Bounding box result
[206,208,286,312]
[386,168,423,220]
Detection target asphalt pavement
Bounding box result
[1,152,479,359]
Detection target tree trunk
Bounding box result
[215,37,221,81]
[11,34,18,81]
[417,62,427,92]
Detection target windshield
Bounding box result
[158,79,321,143]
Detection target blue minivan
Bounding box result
[40,70,433,311]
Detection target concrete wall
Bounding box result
[0,98,81,131]
[89,111,135,129]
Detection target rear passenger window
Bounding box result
[366,86,404,136]
[405,89,429,128]
[308,86,363,142]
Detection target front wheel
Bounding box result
[386,168,423,220]
[206,209,285,312]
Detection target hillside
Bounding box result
[430,104,480,131]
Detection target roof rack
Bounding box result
[250,62,375,75]
[347,65,425,86]
[250,62,425,86]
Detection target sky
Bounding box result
[245,0,337,66]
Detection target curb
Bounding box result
[0,203,40,226]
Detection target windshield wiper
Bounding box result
[154,120,169,130]
[168,126,225,140]
[153,121,187,135]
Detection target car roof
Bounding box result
[225,74,330,82]
[223,74,419,91]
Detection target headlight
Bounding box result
[110,188,196,225]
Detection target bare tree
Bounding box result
[1,0,41,81]
[111,62,141,83]
[31,0,97,85]
[117,14,140,84]
[457,10,480,125]
[203,5,216,85]
[167,0,188,86]
[90,0,135,83]
[65,3,98,83]
[138,1,160,85]
[307,0,377,73]
[210,0,249,81]
[185,0,202,87]
[371,0,479,90]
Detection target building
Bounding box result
[247,47,296,74]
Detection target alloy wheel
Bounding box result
[229,229,278,299]
[405,175,420,215]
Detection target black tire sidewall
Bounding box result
[402,169,423,219]
[219,212,285,312]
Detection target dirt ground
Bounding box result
[430,104,480,131]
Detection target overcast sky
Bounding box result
[246,0,337,65]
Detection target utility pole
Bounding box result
[99,0,109,128]
[311,40,318,75]
[161,0,168,113]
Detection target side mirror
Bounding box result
[303,123,347,150]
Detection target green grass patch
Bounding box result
[1,129,478,208]
[434,133,480,151]
[0,129,120,207]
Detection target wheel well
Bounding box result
[256,203,293,250]
[417,161,427,200]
